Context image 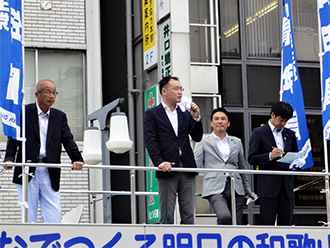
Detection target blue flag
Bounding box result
[318,0,330,140]
[280,0,314,169]
[0,0,24,140]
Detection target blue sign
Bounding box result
[0,224,329,248]
[0,0,24,140]
[319,0,330,141]
[280,0,313,169]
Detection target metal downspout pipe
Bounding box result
[126,0,137,224]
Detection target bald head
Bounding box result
[36,79,55,92]
[35,79,57,113]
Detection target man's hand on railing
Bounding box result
[158,161,175,172]
[4,161,13,170]
[72,161,84,170]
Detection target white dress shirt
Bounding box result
[36,102,50,158]
[268,120,284,160]
[162,102,179,136]
[212,132,230,162]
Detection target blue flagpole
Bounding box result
[318,0,330,224]
[280,0,284,102]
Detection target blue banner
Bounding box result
[0,0,24,140]
[280,0,313,169]
[319,0,330,141]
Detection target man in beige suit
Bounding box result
[194,107,254,225]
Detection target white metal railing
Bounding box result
[0,162,329,226]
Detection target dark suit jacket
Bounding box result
[4,103,84,191]
[144,104,203,178]
[248,123,298,198]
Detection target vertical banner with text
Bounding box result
[0,0,24,141]
[318,0,330,140]
[145,85,160,223]
[159,19,172,79]
[142,0,158,70]
[280,0,313,169]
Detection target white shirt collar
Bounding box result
[268,120,283,133]
[36,102,50,116]
[161,101,178,112]
[212,132,228,142]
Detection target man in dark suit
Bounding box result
[144,76,203,224]
[248,101,298,225]
[4,79,84,223]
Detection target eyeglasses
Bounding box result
[172,86,184,92]
[39,91,58,96]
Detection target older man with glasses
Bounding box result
[4,79,84,223]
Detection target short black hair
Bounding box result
[271,101,293,120]
[158,76,180,95]
[210,107,230,121]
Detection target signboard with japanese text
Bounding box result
[159,19,171,78]
[0,0,24,140]
[145,85,160,223]
[1,223,330,247]
[158,0,170,21]
[142,0,158,70]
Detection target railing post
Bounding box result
[325,176,330,224]
[21,164,28,223]
[130,169,136,224]
[91,193,96,223]
[230,173,236,225]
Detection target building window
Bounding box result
[291,0,319,62]
[247,65,281,107]
[0,49,85,142]
[192,94,221,134]
[299,68,321,108]
[221,64,243,107]
[245,0,281,58]
[189,0,220,65]
[219,0,240,58]
[247,66,320,109]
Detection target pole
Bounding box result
[279,0,285,101]
[230,173,236,225]
[126,0,137,224]
[21,0,28,223]
[101,128,112,223]
[87,98,124,223]
[318,3,330,223]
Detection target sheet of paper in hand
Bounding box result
[277,151,304,164]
